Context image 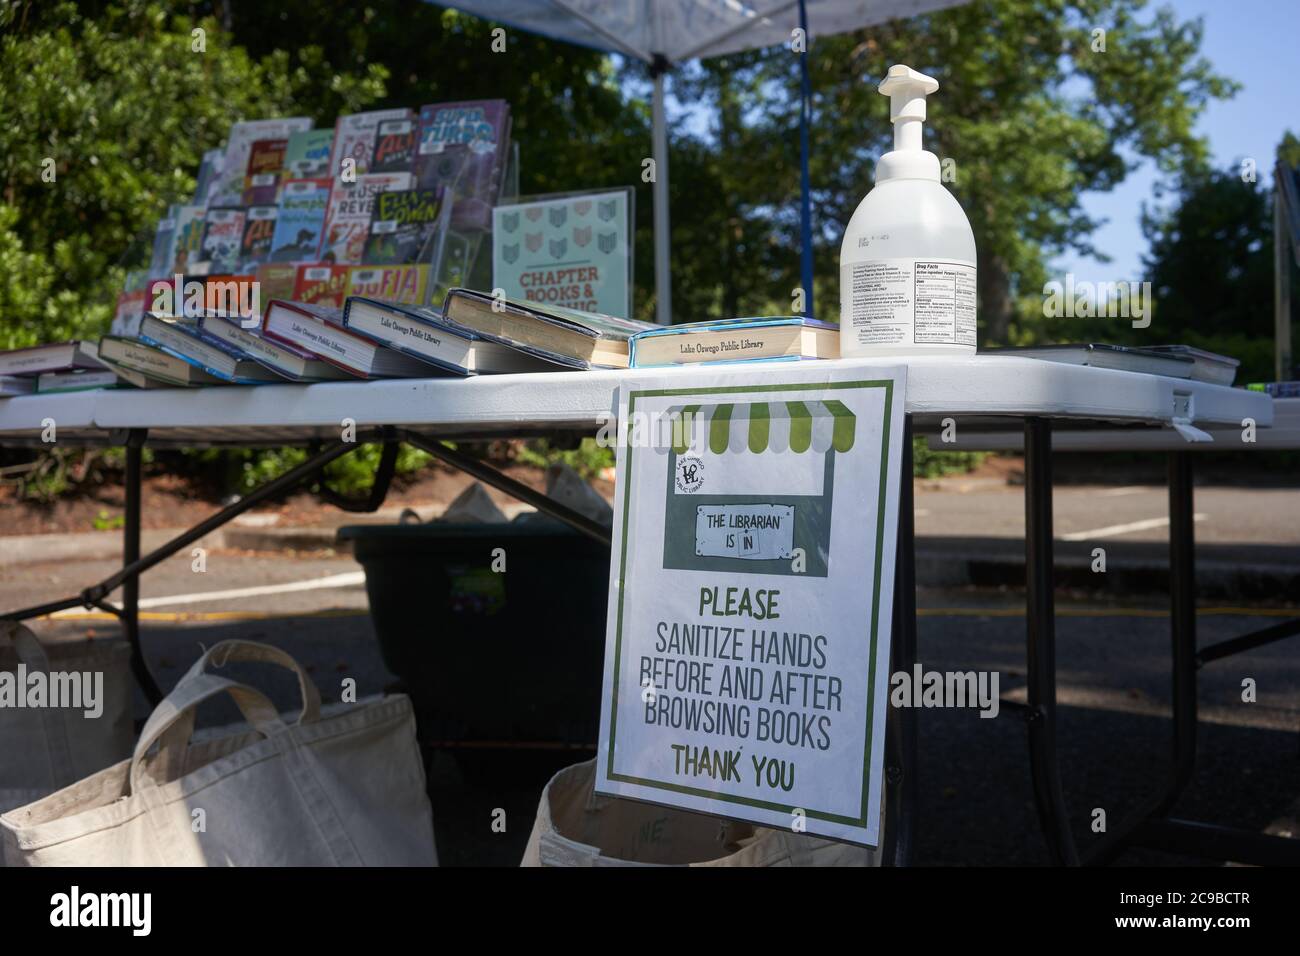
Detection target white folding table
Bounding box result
[0,356,1279,865]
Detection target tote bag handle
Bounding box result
[186,639,322,726]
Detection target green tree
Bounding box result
[674,0,1235,341]
[0,0,384,349]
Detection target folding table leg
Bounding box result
[1162,451,1198,811]
[122,430,162,705]
[1023,417,1079,865]
[883,416,917,866]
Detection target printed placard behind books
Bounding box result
[594,363,907,847]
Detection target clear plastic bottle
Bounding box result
[839,65,977,358]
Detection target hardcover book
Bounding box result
[441,288,654,369]
[0,340,105,378]
[343,297,551,376]
[330,109,412,181]
[371,117,417,173]
[283,129,334,179]
[362,187,444,265]
[199,207,247,274]
[269,178,332,263]
[320,172,414,265]
[37,369,122,393]
[211,117,313,207]
[262,299,435,378]
[198,313,352,382]
[242,138,288,205]
[346,264,429,306]
[293,263,352,307]
[97,335,225,387]
[238,205,279,270]
[138,314,281,383]
[629,317,840,368]
[415,100,510,231]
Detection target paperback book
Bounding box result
[211,117,313,208]
[415,100,510,231]
[255,263,298,304]
[283,129,334,179]
[293,263,353,307]
[199,207,247,274]
[192,148,226,206]
[242,138,288,205]
[331,109,413,181]
[269,178,332,262]
[347,264,429,306]
[148,207,179,277]
[238,205,279,270]
[371,117,417,173]
[320,172,413,265]
[363,187,444,265]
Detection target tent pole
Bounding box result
[798,0,814,318]
[652,55,672,325]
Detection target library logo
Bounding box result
[1042,274,1152,328]
[50,886,151,936]
[0,666,103,718]
[675,454,705,494]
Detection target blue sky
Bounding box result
[1053,0,1300,283]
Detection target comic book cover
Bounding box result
[283,129,333,179]
[330,108,412,181]
[362,187,444,265]
[148,206,180,278]
[370,117,417,174]
[319,172,414,265]
[238,205,279,270]
[292,263,352,307]
[269,178,332,263]
[242,138,288,205]
[414,100,510,232]
[169,206,207,274]
[193,149,225,207]
[255,263,298,304]
[199,207,247,274]
[211,117,312,207]
[346,264,429,306]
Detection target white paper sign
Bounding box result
[595,362,907,847]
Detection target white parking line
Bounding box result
[1094,486,1152,498]
[1060,514,1207,542]
[51,571,367,616]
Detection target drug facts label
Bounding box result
[842,258,976,348]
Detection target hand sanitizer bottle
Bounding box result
[839,65,977,357]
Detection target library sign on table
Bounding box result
[596,364,907,846]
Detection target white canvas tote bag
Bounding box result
[0,621,133,814]
[520,758,881,867]
[0,639,437,867]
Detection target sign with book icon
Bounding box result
[491,188,633,318]
[595,364,908,847]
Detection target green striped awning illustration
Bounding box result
[664,401,856,455]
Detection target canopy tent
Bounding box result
[424,0,966,323]
[663,400,856,455]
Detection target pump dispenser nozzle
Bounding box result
[874,64,941,183]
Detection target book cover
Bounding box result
[269,178,332,263]
[283,129,334,179]
[148,207,179,277]
[112,290,147,339]
[346,264,428,306]
[167,205,207,274]
[371,117,417,173]
[330,108,412,181]
[293,263,352,307]
[320,172,414,265]
[415,100,510,231]
[192,148,225,206]
[255,263,298,303]
[362,188,444,265]
[238,205,279,270]
[97,335,224,387]
[211,117,313,207]
[242,138,288,205]
[199,207,247,274]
